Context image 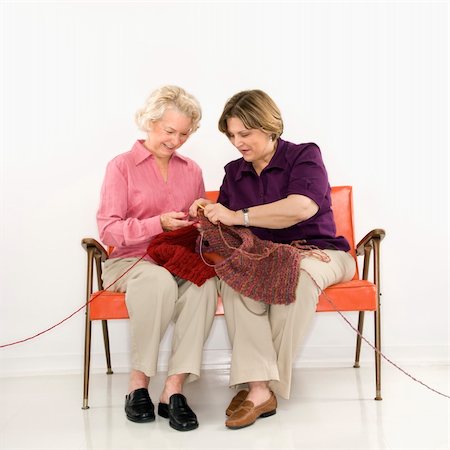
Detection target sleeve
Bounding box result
[96,158,163,248]
[217,169,231,208]
[287,143,329,207]
[195,165,206,199]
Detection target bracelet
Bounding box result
[242,208,250,227]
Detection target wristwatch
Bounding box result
[242,208,250,227]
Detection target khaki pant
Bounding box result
[218,250,356,399]
[103,258,218,384]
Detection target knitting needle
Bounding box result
[197,203,205,210]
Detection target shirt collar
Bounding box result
[234,138,288,180]
[131,140,189,166]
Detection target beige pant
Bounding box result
[218,250,356,399]
[102,258,218,384]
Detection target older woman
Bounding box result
[97,86,217,431]
[191,89,355,430]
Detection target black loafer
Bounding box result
[158,394,198,431]
[125,388,155,423]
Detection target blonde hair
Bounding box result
[135,85,202,133]
[218,89,283,139]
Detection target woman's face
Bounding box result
[145,108,192,160]
[226,117,276,172]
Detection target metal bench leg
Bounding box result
[101,320,114,375]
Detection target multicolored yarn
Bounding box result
[146,212,331,303]
[198,211,330,305]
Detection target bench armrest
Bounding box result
[356,229,386,256]
[81,238,108,262]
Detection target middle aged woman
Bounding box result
[190,89,356,430]
[97,85,217,432]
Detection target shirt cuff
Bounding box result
[144,215,164,237]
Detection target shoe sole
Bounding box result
[158,410,198,431]
[126,414,155,423]
[169,420,199,432]
[226,409,276,430]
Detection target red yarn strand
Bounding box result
[302,268,450,400]
[1,233,448,401]
[0,253,147,349]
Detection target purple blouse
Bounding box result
[217,139,350,252]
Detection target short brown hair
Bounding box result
[218,90,283,139]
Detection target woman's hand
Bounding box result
[160,211,193,231]
[188,198,213,218]
[203,203,240,226]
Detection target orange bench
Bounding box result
[81,186,385,408]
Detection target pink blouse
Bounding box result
[97,140,205,260]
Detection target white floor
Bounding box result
[0,364,449,450]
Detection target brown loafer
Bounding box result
[225,390,248,417]
[225,391,277,429]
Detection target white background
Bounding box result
[1,1,448,376]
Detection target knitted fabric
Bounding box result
[198,211,330,305]
[147,225,216,286]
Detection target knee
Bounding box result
[217,279,237,299]
[220,282,267,315]
[181,277,218,312]
[202,276,220,294]
[126,268,178,305]
[296,273,320,306]
[133,265,175,286]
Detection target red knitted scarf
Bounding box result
[147,225,215,286]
